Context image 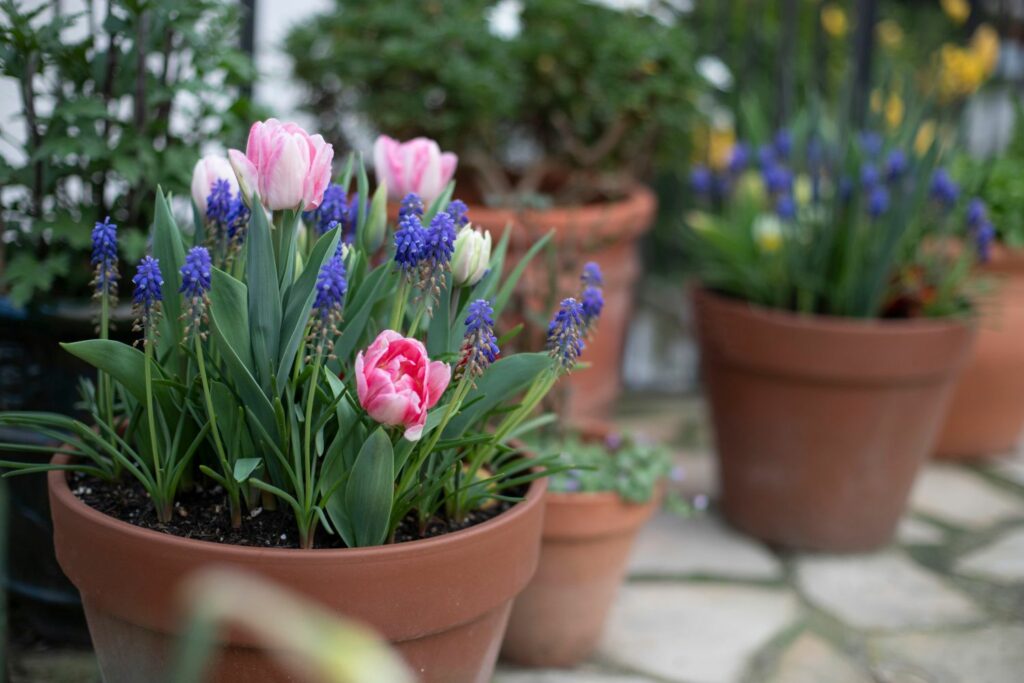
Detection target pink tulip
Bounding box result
[355,330,451,441]
[229,119,333,212]
[191,155,238,215]
[373,135,458,204]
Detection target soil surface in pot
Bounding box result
[68,472,520,549]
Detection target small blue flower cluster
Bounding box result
[447,199,470,227]
[966,198,996,262]
[392,195,458,311]
[458,299,500,381]
[547,298,586,372]
[132,256,164,342]
[206,180,250,258]
[91,217,119,299]
[308,254,348,358]
[930,169,960,208]
[180,246,212,340]
[399,193,424,219]
[304,184,358,238]
[579,262,604,334]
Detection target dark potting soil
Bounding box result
[69,471,522,549]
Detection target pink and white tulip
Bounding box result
[373,135,458,204]
[355,330,451,441]
[229,119,333,212]
[191,155,238,215]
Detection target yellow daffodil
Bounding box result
[915,120,937,156]
[940,0,970,25]
[885,93,905,129]
[753,215,783,254]
[708,126,737,172]
[971,24,1000,75]
[821,4,848,38]
[937,43,986,99]
[876,20,904,50]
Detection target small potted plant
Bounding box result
[936,119,1024,458]
[683,116,982,552]
[1,118,599,683]
[500,416,670,668]
[286,0,698,420]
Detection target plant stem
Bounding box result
[389,279,409,331]
[143,336,167,522]
[98,292,117,474]
[195,336,241,528]
[303,350,324,514]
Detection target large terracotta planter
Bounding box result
[936,245,1024,458]
[48,457,547,683]
[466,186,657,422]
[500,428,660,667]
[693,288,975,552]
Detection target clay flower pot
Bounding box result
[466,186,657,422]
[693,288,975,552]
[500,429,660,668]
[48,456,547,683]
[936,245,1024,458]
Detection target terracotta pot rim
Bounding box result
[544,489,654,506]
[694,286,975,336]
[48,453,547,562]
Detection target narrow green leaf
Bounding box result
[444,353,555,438]
[344,428,394,547]
[209,269,252,371]
[152,189,187,358]
[245,201,282,393]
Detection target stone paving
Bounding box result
[495,396,1024,683]
[7,396,1024,682]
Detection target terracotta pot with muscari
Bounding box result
[683,123,983,552]
[1,119,605,683]
[500,424,670,668]
[287,0,698,421]
[934,143,1024,459]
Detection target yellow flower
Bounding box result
[753,215,783,254]
[940,0,970,25]
[971,24,1000,75]
[937,43,986,99]
[876,20,904,50]
[821,4,848,38]
[794,174,813,207]
[709,126,737,172]
[915,120,937,156]
[735,170,767,206]
[885,93,905,130]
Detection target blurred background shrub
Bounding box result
[0,0,257,307]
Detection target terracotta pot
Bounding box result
[500,427,660,667]
[463,187,656,422]
[693,288,975,552]
[48,457,547,683]
[936,245,1024,458]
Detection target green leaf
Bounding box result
[232,458,262,483]
[444,353,555,439]
[152,189,187,360]
[333,263,393,363]
[60,340,150,406]
[343,428,394,547]
[209,269,252,371]
[426,272,452,357]
[245,200,282,393]
[277,227,341,390]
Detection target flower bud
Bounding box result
[451,225,491,287]
[362,181,389,253]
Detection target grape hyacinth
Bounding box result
[206,180,250,264]
[967,199,995,262]
[416,211,457,312]
[581,261,604,288]
[690,165,713,196]
[308,255,348,359]
[91,217,119,300]
[394,214,427,275]
[547,298,586,372]
[930,169,959,207]
[776,194,797,220]
[447,199,470,227]
[868,185,890,218]
[727,143,749,174]
[859,131,883,158]
[860,163,880,189]
[773,129,792,159]
[967,198,987,229]
[206,179,234,228]
[579,262,605,335]
[885,149,908,182]
[457,299,500,382]
[180,246,212,340]
[131,256,164,345]
[304,184,357,238]
[399,193,424,220]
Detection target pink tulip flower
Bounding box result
[229,119,333,212]
[355,330,452,441]
[191,155,239,215]
[373,135,458,204]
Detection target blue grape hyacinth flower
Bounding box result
[547,298,586,372]
[91,217,119,298]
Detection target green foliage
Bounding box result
[0,0,256,306]
[286,0,698,205]
[542,432,671,504]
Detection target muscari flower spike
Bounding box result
[180,246,212,340]
[207,180,250,263]
[447,199,470,227]
[868,185,890,218]
[547,298,586,372]
[930,169,959,207]
[690,165,713,195]
[308,254,348,359]
[131,256,164,343]
[859,131,883,158]
[776,194,797,220]
[457,298,500,382]
[581,262,604,288]
[885,149,908,182]
[399,193,425,220]
[423,211,457,266]
[967,198,987,229]
[394,214,427,274]
[975,221,996,263]
[764,165,793,195]
[580,262,604,334]
[305,184,358,238]
[727,143,749,174]
[91,217,119,299]
[773,129,792,159]
[861,163,880,189]
[206,179,234,228]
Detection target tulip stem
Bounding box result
[389,279,410,331]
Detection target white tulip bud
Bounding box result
[451,225,492,287]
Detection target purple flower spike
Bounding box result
[547,298,586,371]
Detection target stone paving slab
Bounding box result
[796,551,982,631]
[628,513,781,581]
[955,527,1024,584]
[494,667,656,683]
[765,632,872,683]
[869,625,1024,683]
[910,465,1024,530]
[896,516,946,545]
[597,583,799,683]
